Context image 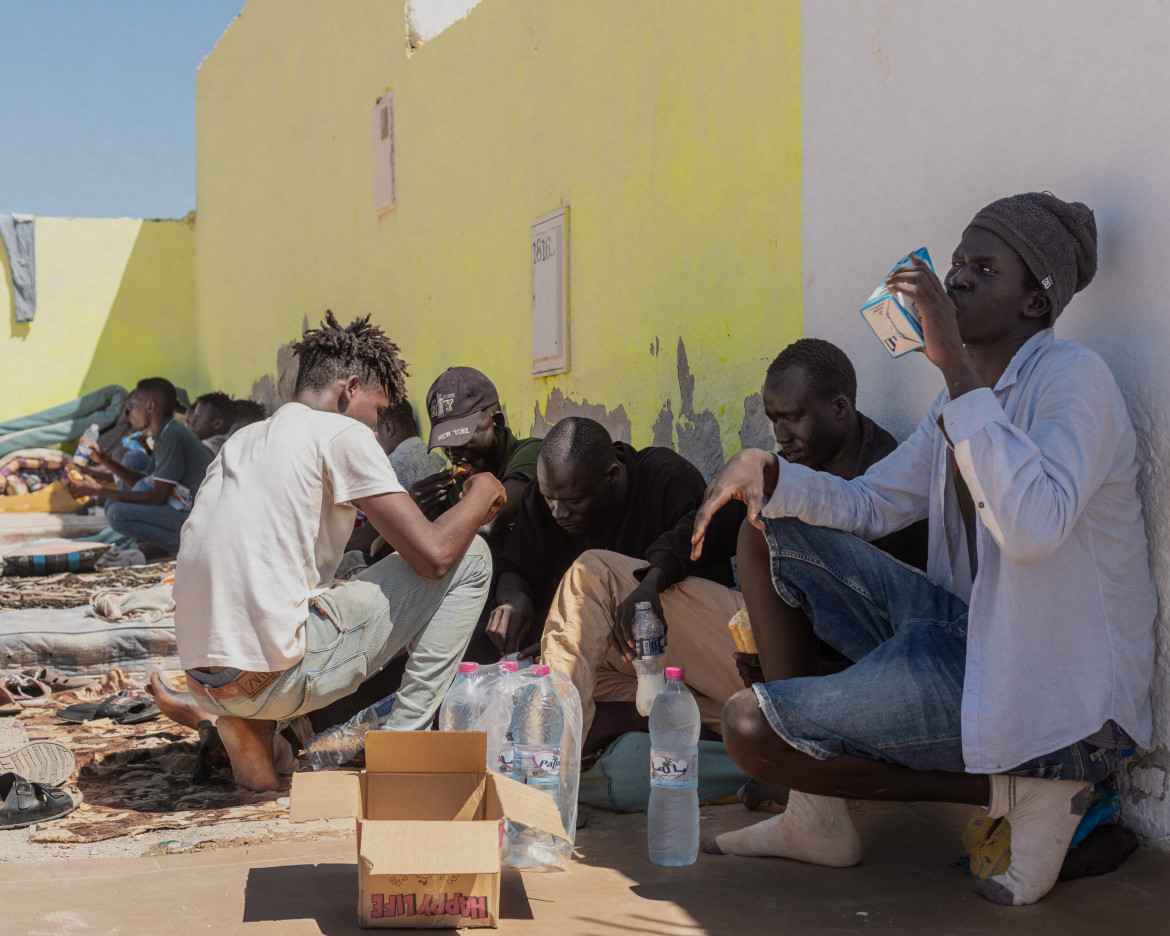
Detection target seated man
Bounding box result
[171,312,504,790]
[68,377,213,556]
[410,366,542,660]
[537,342,927,747]
[344,398,447,559]
[228,398,268,435]
[186,391,235,455]
[692,193,1155,907]
[491,416,743,738]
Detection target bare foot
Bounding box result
[148,672,216,730]
[216,716,284,791]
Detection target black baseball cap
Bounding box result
[426,367,499,450]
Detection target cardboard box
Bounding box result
[292,731,569,929]
[860,247,934,358]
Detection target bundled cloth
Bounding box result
[90,581,175,624]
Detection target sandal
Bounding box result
[0,683,20,716]
[20,665,100,692]
[0,674,52,706]
[0,772,75,830]
[57,689,161,725]
[0,740,75,787]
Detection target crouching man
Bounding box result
[691,193,1156,906]
[172,312,504,790]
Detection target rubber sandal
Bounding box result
[0,740,75,787]
[0,683,20,716]
[0,674,52,706]
[0,772,75,830]
[57,689,161,725]
[20,665,100,692]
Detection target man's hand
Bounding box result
[884,255,966,371]
[67,474,106,499]
[461,472,506,527]
[609,568,668,663]
[690,448,779,561]
[86,440,111,468]
[486,594,535,656]
[408,469,457,514]
[734,652,764,688]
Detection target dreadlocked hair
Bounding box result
[292,311,409,404]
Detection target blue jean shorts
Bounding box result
[752,518,1120,783]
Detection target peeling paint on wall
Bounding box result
[672,339,725,482]
[532,387,632,443]
[739,392,775,453]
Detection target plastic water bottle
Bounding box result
[439,662,483,731]
[509,665,563,802]
[632,601,666,716]
[494,660,520,774]
[304,693,396,770]
[73,423,101,466]
[648,667,699,866]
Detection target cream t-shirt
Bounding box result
[173,402,405,671]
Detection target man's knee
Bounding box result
[569,549,630,581]
[104,500,124,529]
[723,690,776,756]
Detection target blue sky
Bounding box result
[1,1,246,219]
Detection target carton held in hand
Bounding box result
[860,247,934,358]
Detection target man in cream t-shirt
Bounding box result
[172,312,504,790]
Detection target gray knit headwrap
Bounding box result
[968,192,1097,318]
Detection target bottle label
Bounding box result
[635,635,665,659]
[498,747,515,773]
[650,750,697,788]
[526,750,560,781]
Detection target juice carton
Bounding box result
[860,247,934,358]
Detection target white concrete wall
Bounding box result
[802,0,1170,846]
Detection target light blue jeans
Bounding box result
[189,536,491,730]
[754,518,1119,782]
[104,500,190,553]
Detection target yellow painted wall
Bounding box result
[0,216,196,422]
[195,0,801,462]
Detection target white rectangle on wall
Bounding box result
[372,90,395,214]
[531,207,568,376]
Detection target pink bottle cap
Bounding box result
[665,667,685,680]
[531,664,551,676]
[457,662,478,674]
[499,661,519,672]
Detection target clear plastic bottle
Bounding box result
[495,660,520,775]
[648,667,699,866]
[509,665,564,801]
[632,601,666,715]
[439,662,483,731]
[303,692,396,770]
[73,423,101,466]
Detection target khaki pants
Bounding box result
[540,549,745,736]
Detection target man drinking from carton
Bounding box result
[690,193,1156,907]
[172,313,504,791]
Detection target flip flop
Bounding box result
[0,683,20,716]
[20,665,100,692]
[0,772,75,830]
[0,740,75,787]
[57,689,161,725]
[0,674,52,706]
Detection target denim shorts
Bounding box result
[752,518,1120,783]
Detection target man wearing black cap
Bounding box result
[410,366,541,544]
[691,192,1156,907]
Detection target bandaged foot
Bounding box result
[700,791,862,867]
[975,774,1092,906]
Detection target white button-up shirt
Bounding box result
[762,330,1156,772]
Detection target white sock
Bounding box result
[975,774,1091,906]
[700,791,862,867]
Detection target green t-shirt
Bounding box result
[150,417,215,509]
[441,427,541,512]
